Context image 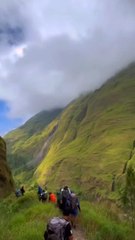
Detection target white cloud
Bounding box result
[0,0,135,119]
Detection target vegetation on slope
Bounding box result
[35,63,135,198]
[5,109,63,171]
[0,192,134,240]
[0,137,14,197]
[5,64,135,200]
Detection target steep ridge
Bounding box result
[5,109,63,171]
[35,63,135,197]
[0,137,14,197]
[5,63,135,199]
[27,124,58,168]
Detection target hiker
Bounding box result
[20,186,25,196]
[61,186,71,213]
[61,186,71,196]
[70,192,81,228]
[38,185,43,195]
[37,185,43,200]
[40,190,48,202]
[15,189,22,197]
[49,192,57,203]
[44,210,74,240]
[56,189,63,209]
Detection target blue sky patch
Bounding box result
[0,100,23,136]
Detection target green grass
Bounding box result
[0,192,134,240]
[80,202,134,240]
[0,192,60,240]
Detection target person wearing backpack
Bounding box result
[15,189,21,197]
[70,192,81,228]
[44,210,74,240]
[38,185,43,195]
[20,186,25,196]
[37,185,43,201]
[61,186,71,199]
[41,190,48,202]
[49,192,57,203]
[61,186,71,213]
[56,189,63,209]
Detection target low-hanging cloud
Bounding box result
[0,0,135,119]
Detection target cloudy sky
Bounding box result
[0,0,135,135]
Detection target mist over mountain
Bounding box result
[1,2,135,239]
[0,0,135,122]
[5,63,135,198]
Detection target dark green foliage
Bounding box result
[0,137,14,197]
[133,140,135,149]
[7,153,30,169]
[121,166,135,228]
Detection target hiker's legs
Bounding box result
[70,209,78,228]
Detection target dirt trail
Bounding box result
[73,228,86,240]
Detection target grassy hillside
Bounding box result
[5,63,135,199]
[0,137,14,197]
[5,109,63,172]
[34,63,135,198]
[0,192,134,240]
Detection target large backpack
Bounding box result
[61,189,71,211]
[41,191,48,201]
[70,193,78,210]
[44,217,68,240]
[62,189,70,200]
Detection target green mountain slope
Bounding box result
[0,137,14,197]
[5,109,63,171]
[5,63,135,199]
[34,63,135,197]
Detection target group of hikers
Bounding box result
[37,185,57,203]
[15,184,80,239]
[38,185,81,240]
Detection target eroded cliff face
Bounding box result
[0,137,14,197]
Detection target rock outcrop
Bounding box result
[0,137,14,197]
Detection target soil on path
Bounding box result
[73,228,87,240]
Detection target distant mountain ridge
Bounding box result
[5,63,135,198]
[5,108,63,170]
[20,109,63,136]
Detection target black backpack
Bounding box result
[44,217,69,240]
[70,193,78,209]
[41,191,48,201]
[62,189,70,200]
[62,189,71,211]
